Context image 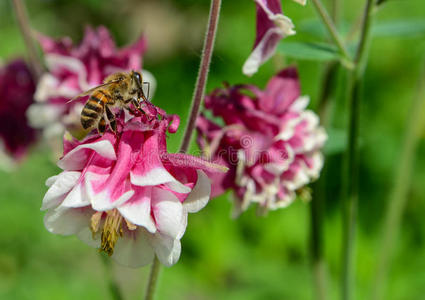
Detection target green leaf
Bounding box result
[278,42,341,62]
[372,20,425,38]
[324,128,347,155]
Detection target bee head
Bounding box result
[131,71,148,101]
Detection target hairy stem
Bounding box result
[144,257,161,300]
[311,0,351,63]
[371,61,425,300]
[179,0,222,153]
[99,254,123,300]
[11,0,43,79]
[341,1,377,300]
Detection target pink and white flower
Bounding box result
[0,59,38,170]
[243,0,305,76]
[42,109,227,267]
[197,67,326,215]
[28,26,154,140]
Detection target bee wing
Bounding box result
[66,80,121,104]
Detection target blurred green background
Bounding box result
[1,0,425,299]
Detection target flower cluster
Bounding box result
[42,106,227,267]
[0,59,37,169]
[243,0,306,76]
[28,26,153,140]
[197,67,326,215]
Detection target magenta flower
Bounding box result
[28,26,153,139]
[197,67,326,215]
[243,0,299,76]
[42,108,227,267]
[0,59,37,169]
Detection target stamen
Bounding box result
[100,209,123,256]
[90,211,102,238]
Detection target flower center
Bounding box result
[90,209,137,256]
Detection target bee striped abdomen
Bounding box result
[81,90,111,129]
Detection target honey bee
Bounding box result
[68,70,149,134]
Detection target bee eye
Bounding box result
[134,72,142,83]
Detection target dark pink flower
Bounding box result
[28,26,154,139]
[197,67,326,215]
[42,108,227,267]
[243,0,299,76]
[0,59,37,168]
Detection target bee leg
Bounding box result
[98,116,106,135]
[105,105,117,133]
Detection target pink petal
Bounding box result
[58,139,116,171]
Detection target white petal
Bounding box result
[112,229,155,268]
[130,167,191,193]
[118,190,156,233]
[149,233,181,267]
[77,226,99,248]
[152,188,184,239]
[41,171,81,210]
[290,96,310,112]
[61,180,90,208]
[27,104,64,128]
[44,206,91,235]
[58,140,116,170]
[183,170,211,213]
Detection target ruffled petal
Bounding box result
[152,188,185,240]
[149,233,181,267]
[42,171,81,210]
[183,170,211,213]
[44,206,92,235]
[112,229,155,268]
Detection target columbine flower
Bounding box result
[41,107,227,267]
[243,0,299,76]
[27,26,155,141]
[197,67,326,216]
[0,59,37,170]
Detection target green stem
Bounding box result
[341,1,377,300]
[144,257,161,300]
[11,0,43,79]
[143,2,221,299]
[311,0,351,64]
[371,62,425,300]
[99,254,123,300]
[179,0,222,153]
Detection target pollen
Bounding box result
[99,209,123,256]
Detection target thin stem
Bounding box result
[311,0,351,63]
[144,257,161,300]
[179,0,222,153]
[331,0,342,27]
[144,2,221,299]
[341,1,377,300]
[99,254,123,300]
[11,0,43,79]
[371,61,425,300]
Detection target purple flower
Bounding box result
[0,59,37,168]
[42,106,227,267]
[28,26,153,140]
[197,67,326,215]
[243,0,300,76]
